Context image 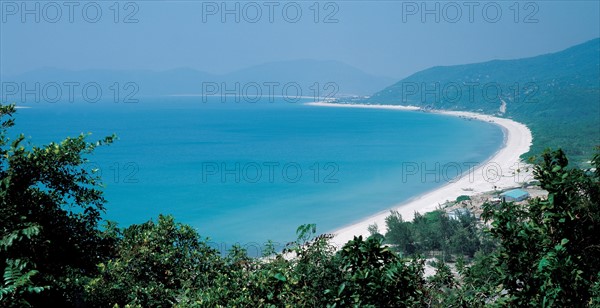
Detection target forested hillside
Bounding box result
[369,38,600,163]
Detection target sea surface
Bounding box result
[14,97,503,253]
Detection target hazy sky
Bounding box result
[1,1,599,78]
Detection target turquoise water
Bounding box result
[15,97,503,252]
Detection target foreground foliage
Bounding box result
[482,149,600,306]
[0,104,115,306]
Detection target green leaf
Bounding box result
[538,257,550,271]
[273,273,287,282]
[337,283,346,296]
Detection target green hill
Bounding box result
[368,38,600,164]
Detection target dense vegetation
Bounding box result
[1,104,599,306]
[367,38,600,164]
[379,208,493,261]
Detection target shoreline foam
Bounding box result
[304,102,533,247]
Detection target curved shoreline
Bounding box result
[304,102,533,247]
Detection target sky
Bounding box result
[1,0,599,79]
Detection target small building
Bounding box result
[500,189,530,202]
[447,208,471,220]
[489,197,502,204]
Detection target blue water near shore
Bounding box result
[15,97,503,252]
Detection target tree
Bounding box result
[448,212,481,258]
[384,211,415,255]
[426,259,457,306]
[0,104,115,306]
[330,235,427,307]
[85,215,224,307]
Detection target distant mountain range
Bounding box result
[367,38,600,163]
[0,60,394,98]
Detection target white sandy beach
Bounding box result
[305,102,533,247]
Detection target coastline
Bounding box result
[305,102,533,247]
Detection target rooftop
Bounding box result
[500,189,530,199]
